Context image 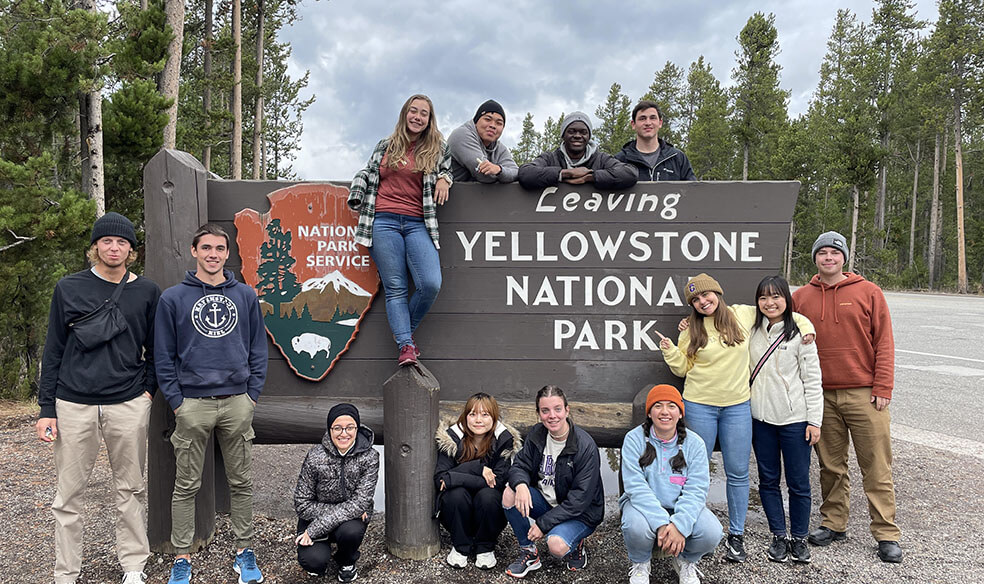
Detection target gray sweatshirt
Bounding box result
[448,120,519,184]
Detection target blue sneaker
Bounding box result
[167,558,191,584]
[234,548,264,584]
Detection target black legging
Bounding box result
[297,517,368,574]
[439,486,506,554]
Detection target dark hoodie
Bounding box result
[791,272,895,399]
[615,138,697,181]
[154,269,267,410]
[294,425,379,539]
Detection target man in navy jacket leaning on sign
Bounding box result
[155,223,268,584]
[615,100,697,182]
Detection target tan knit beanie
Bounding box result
[684,273,723,305]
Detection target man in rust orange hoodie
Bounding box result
[791,231,902,564]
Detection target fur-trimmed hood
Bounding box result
[435,415,522,460]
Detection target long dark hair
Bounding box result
[754,275,800,342]
[639,418,688,473]
[455,393,500,463]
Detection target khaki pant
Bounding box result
[814,387,901,541]
[170,394,256,553]
[52,395,152,584]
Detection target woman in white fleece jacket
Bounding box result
[748,275,823,566]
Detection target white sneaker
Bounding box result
[672,556,702,584]
[121,572,147,584]
[475,551,496,569]
[628,561,651,584]
[446,547,468,568]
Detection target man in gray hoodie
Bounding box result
[448,99,519,183]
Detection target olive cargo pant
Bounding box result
[170,394,256,552]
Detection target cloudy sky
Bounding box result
[280,0,937,180]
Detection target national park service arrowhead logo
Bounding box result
[235,183,379,380]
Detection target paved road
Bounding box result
[885,291,984,456]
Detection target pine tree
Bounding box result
[511,113,541,165]
[594,83,633,154]
[643,62,685,146]
[257,218,301,311]
[683,57,733,179]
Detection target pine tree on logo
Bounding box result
[257,218,301,314]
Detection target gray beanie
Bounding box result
[811,231,849,263]
[90,212,137,247]
[561,111,592,139]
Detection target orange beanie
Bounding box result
[645,384,684,416]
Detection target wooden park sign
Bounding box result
[142,148,798,555]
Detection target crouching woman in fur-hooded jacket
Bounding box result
[294,403,379,583]
[435,393,520,570]
[621,385,722,584]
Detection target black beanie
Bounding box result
[90,212,137,247]
[327,403,361,429]
[473,99,506,124]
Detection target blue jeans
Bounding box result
[683,399,751,535]
[503,487,595,554]
[752,419,813,538]
[620,501,722,563]
[369,213,441,348]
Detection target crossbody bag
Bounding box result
[68,271,130,351]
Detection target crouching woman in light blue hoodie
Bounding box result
[620,384,722,584]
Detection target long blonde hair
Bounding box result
[685,293,746,359]
[384,94,443,174]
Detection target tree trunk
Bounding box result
[251,0,264,179]
[261,136,267,179]
[954,99,967,294]
[231,0,243,179]
[77,0,104,216]
[161,0,184,149]
[875,132,889,247]
[785,220,794,278]
[908,140,920,268]
[928,133,940,287]
[742,143,749,181]
[202,0,213,171]
[849,184,859,273]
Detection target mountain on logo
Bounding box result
[278,270,372,321]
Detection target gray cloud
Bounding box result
[281,0,937,180]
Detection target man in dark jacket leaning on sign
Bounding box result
[616,100,697,181]
[37,212,161,584]
[518,111,637,190]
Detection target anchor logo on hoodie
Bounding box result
[191,294,239,338]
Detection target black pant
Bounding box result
[439,486,506,554]
[297,517,368,574]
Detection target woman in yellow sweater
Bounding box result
[658,273,814,563]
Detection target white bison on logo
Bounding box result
[291,333,332,358]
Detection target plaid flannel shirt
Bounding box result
[347,138,453,249]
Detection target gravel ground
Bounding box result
[3,401,982,584]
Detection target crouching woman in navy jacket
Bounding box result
[294,404,379,583]
[621,385,722,584]
[434,393,520,569]
[501,385,604,579]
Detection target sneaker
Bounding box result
[446,547,468,568]
[121,572,147,584]
[672,556,703,584]
[505,546,541,578]
[233,548,264,584]
[398,344,417,366]
[790,537,812,563]
[877,541,903,563]
[724,533,746,563]
[767,534,789,562]
[475,551,497,569]
[566,539,587,571]
[808,526,847,546]
[337,565,358,583]
[628,561,651,584]
[167,559,191,584]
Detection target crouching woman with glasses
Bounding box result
[294,404,379,582]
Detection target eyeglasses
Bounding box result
[330,425,357,435]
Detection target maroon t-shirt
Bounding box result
[376,143,424,217]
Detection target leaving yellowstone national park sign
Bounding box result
[235,183,379,381]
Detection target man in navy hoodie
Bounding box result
[155,223,267,584]
[615,100,697,181]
